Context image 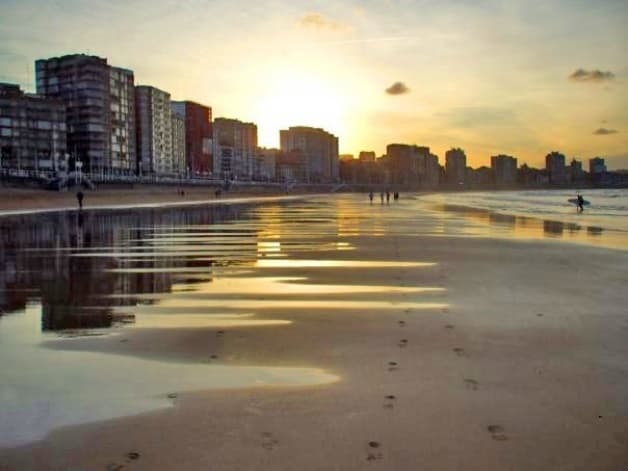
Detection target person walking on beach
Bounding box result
[386,191,391,204]
[369,191,374,204]
[380,192,384,204]
[76,190,84,210]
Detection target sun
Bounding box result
[253,69,348,148]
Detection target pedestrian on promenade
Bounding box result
[76,191,84,210]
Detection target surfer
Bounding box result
[577,193,584,212]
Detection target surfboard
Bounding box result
[567,198,590,206]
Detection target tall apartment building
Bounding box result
[35,54,136,175]
[279,126,339,182]
[212,118,257,180]
[545,151,567,184]
[386,144,440,188]
[445,148,467,185]
[135,85,173,175]
[0,83,67,173]
[171,101,212,176]
[589,157,606,174]
[491,154,517,185]
[171,110,186,176]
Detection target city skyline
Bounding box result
[1,0,627,169]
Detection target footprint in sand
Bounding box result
[383,395,396,409]
[126,451,140,462]
[445,324,455,330]
[398,320,406,327]
[106,464,124,471]
[366,441,384,462]
[261,432,279,450]
[464,378,479,390]
[487,425,508,441]
[453,347,467,357]
[387,361,399,372]
[398,339,408,348]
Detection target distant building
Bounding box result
[256,147,278,181]
[170,109,186,176]
[212,118,257,180]
[589,157,606,175]
[518,164,548,187]
[36,54,136,175]
[171,101,212,176]
[445,148,467,185]
[491,154,517,186]
[0,83,67,174]
[545,151,567,185]
[135,85,173,176]
[568,158,586,184]
[358,151,376,162]
[385,144,439,188]
[339,154,354,162]
[279,126,339,182]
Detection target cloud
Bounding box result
[385,82,410,95]
[593,127,618,135]
[298,13,349,31]
[569,69,615,83]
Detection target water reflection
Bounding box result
[434,203,610,245]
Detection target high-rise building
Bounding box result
[386,144,439,188]
[171,101,212,176]
[256,148,279,181]
[0,83,67,173]
[212,118,257,180]
[589,157,606,174]
[135,85,173,175]
[171,110,186,176]
[35,54,136,175]
[545,151,566,184]
[491,154,518,185]
[445,148,467,185]
[280,126,339,182]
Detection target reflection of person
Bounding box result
[76,191,84,210]
[577,194,584,212]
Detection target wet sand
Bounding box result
[1,198,627,470]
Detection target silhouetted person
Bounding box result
[577,194,584,212]
[386,191,390,204]
[76,191,84,210]
[394,192,399,201]
[380,192,384,204]
[215,189,222,198]
[369,191,374,204]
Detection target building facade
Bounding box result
[279,126,339,182]
[171,101,212,176]
[545,151,567,184]
[212,118,257,180]
[135,86,174,176]
[445,148,467,185]
[35,54,136,175]
[0,83,67,174]
[171,110,186,176]
[491,154,518,185]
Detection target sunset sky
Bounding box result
[1,0,627,168]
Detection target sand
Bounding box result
[0,197,627,470]
[0,185,293,215]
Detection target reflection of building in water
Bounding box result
[543,220,564,236]
[0,203,254,330]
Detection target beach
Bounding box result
[0,193,627,470]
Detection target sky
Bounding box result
[1,0,627,169]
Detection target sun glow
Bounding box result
[254,68,349,148]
